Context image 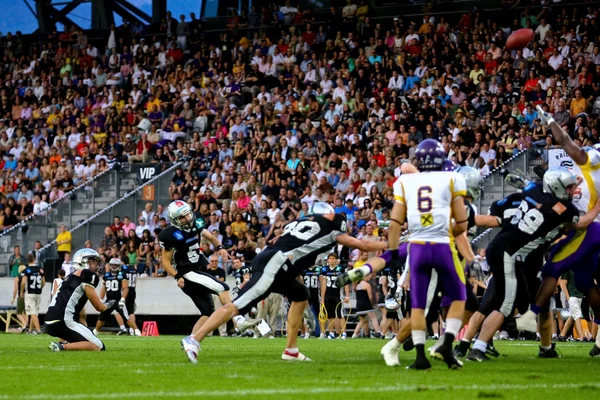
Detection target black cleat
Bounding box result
[402,337,414,352]
[116,329,129,336]
[556,335,568,342]
[435,344,463,369]
[466,349,491,362]
[589,345,600,357]
[538,343,561,359]
[453,341,470,358]
[407,357,432,370]
[486,344,500,358]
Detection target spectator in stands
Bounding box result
[55,224,72,263]
[8,245,24,278]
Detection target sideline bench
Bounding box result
[0,306,25,332]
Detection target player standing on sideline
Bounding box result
[320,253,350,339]
[466,168,598,362]
[159,201,253,337]
[46,249,112,351]
[517,107,600,357]
[93,258,130,336]
[181,202,389,363]
[122,262,142,336]
[301,265,321,338]
[21,254,45,335]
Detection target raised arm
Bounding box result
[537,105,587,165]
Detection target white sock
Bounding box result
[93,329,98,336]
[119,325,125,330]
[389,338,401,350]
[541,344,552,350]
[233,315,246,325]
[445,318,462,336]
[286,347,298,354]
[596,333,600,348]
[473,339,487,353]
[412,330,426,345]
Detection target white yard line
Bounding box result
[2,383,600,400]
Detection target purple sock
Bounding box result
[594,318,600,325]
[363,263,373,274]
[530,304,542,315]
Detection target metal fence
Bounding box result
[39,162,183,255]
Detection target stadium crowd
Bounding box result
[3,0,600,338]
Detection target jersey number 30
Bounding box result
[283,220,321,241]
[506,200,544,234]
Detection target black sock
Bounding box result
[458,340,470,351]
[443,332,456,348]
[416,344,426,359]
[489,339,495,348]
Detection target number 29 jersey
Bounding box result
[393,171,466,244]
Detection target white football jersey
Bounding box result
[570,147,600,215]
[393,171,466,243]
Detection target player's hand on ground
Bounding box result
[118,298,126,309]
[177,277,185,288]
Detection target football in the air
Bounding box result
[506,28,534,50]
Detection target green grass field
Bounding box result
[0,334,599,400]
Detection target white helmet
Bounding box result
[109,257,122,272]
[168,200,195,231]
[310,202,335,215]
[542,167,579,201]
[72,249,103,273]
[456,166,482,200]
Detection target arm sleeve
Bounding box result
[393,177,405,204]
[451,173,467,199]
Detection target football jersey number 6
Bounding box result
[283,220,321,240]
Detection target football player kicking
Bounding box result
[159,201,253,336]
[516,107,600,358]
[180,202,389,363]
[46,249,112,351]
[465,167,600,362]
[93,258,130,336]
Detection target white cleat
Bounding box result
[282,350,312,361]
[380,339,401,367]
[181,336,200,364]
[516,310,538,333]
[237,318,261,333]
[428,336,445,361]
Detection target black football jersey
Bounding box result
[22,265,45,295]
[46,269,100,321]
[122,265,138,289]
[490,184,579,259]
[233,265,252,289]
[465,200,478,241]
[273,214,347,276]
[320,265,345,298]
[382,266,398,294]
[158,219,208,274]
[302,266,321,295]
[103,270,127,300]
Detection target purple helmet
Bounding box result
[442,159,458,171]
[415,139,446,171]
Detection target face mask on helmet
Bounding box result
[177,211,195,230]
[543,167,579,201]
[109,260,121,272]
[86,256,103,274]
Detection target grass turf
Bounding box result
[0,334,598,400]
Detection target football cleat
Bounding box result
[336,268,365,288]
[453,341,470,358]
[435,344,463,369]
[303,333,310,339]
[536,105,555,126]
[428,337,445,361]
[340,333,347,340]
[406,357,432,370]
[589,345,600,357]
[466,349,491,362]
[237,318,261,333]
[515,310,538,333]
[281,350,312,361]
[538,343,561,359]
[380,339,401,367]
[48,342,64,352]
[486,343,500,358]
[181,336,200,364]
[328,332,336,339]
[116,329,129,336]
